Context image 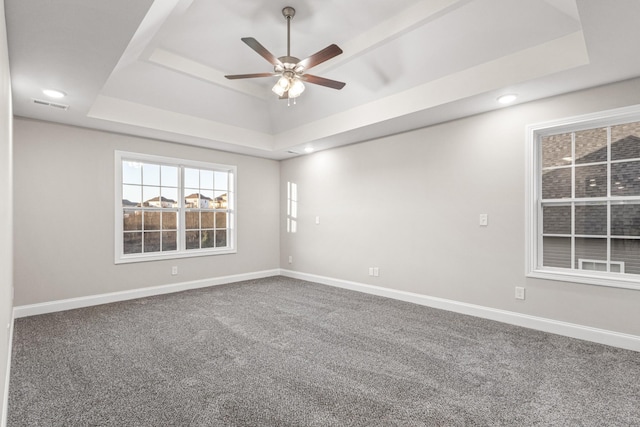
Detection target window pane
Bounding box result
[201,230,215,248]
[575,203,607,236]
[143,232,161,253]
[123,232,142,254]
[185,191,200,208]
[575,164,607,198]
[122,185,142,206]
[611,122,640,161]
[542,236,571,268]
[122,161,142,185]
[161,165,178,187]
[542,205,571,234]
[575,237,607,270]
[542,168,571,199]
[575,128,607,164]
[215,212,227,228]
[216,230,228,247]
[162,231,177,251]
[186,230,200,250]
[542,133,572,168]
[200,170,214,190]
[144,211,160,231]
[142,186,160,206]
[611,161,640,196]
[214,191,227,209]
[201,190,214,209]
[201,212,214,228]
[162,211,177,230]
[142,163,160,186]
[185,211,199,229]
[123,210,142,231]
[161,188,178,207]
[611,203,640,236]
[215,171,228,191]
[184,168,199,189]
[611,239,640,274]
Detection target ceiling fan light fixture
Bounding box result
[288,78,305,98]
[272,82,287,97]
[277,75,290,89]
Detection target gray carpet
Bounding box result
[8,276,640,426]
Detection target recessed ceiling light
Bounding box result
[304,147,314,153]
[42,89,66,99]
[497,94,517,104]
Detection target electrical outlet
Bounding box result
[368,267,374,276]
[373,267,379,277]
[315,216,320,224]
[171,266,178,276]
[515,286,525,300]
[479,214,488,226]
[288,255,293,264]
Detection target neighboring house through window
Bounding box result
[526,105,640,290]
[115,151,236,263]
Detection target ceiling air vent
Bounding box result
[32,98,69,110]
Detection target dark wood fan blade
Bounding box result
[241,37,282,67]
[297,44,343,70]
[302,74,346,90]
[225,73,277,80]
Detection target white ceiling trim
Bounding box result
[273,30,589,149]
[86,31,589,154]
[87,95,274,151]
[147,48,270,100]
[109,0,193,76]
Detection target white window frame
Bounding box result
[526,104,640,290]
[115,151,237,264]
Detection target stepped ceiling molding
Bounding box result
[5,0,640,159]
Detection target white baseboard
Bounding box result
[1,309,14,427]
[280,269,640,352]
[13,269,280,319]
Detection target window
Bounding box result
[526,105,640,289]
[286,181,297,233]
[115,151,236,263]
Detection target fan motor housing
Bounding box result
[278,56,300,67]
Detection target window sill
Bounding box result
[527,268,640,291]
[115,248,237,264]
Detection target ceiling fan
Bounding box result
[225,6,345,103]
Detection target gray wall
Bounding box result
[0,0,13,419]
[280,78,640,336]
[13,119,280,305]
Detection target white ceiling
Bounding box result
[5,0,640,159]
